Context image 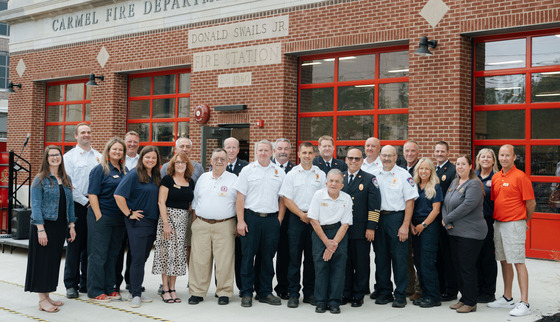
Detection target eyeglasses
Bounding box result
[346,156,362,161]
[175,161,187,165]
[48,154,61,158]
[380,154,396,158]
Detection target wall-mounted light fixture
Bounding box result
[414,36,438,56]
[86,73,104,86]
[7,82,22,93]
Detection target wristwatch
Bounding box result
[127,210,133,218]
[422,222,427,228]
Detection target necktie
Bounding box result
[326,162,331,171]
[436,165,441,172]
[349,173,354,184]
[228,164,233,172]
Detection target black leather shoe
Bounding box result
[276,291,290,300]
[259,294,282,306]
[158,284,163,295]
[241,296,252,307]
[218,296,229,305]
[66,288,78,299]
[341,297,351,305]
[392,298,407,308]
[254,294,260,301]
[369,290,378,300]
[419,298,441,308]
[329,305,341,314]
[303,296,317,306]
[287,297,299,308]
[315,303,327,313]
[441,293,457,302]
[351,298,363,307]
[375,294,394,305]
[78,287,87,293]
[188,296,204,305]
[413,298,423,306]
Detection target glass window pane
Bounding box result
[532,73,560,102]
[300,59,335,84]
[65,104,83,122]
[298,117,333,141]
[128,123,149,141]
[532,108,560,139]
[154,74,176,95]
[474,74,525,105]
[336,145,364,160]
[128,100,150,119]
[129,77,151,96]
[179,73,191,93]
[86,84,92,100]
[64,145,74,154]
[336,115,374,140]
[47,85,64,102]
[474,110,525,139]
[338,54,375,81]
[380,51,409,78]
[66,83,84,101]
[474,145,525,171]
[153,98,175,119]
[475,39,526,71]
[85,103,91,121]
[532,35,560,67]
[533,182,560,214]
[152,122,175,142]
[337,85,374,111]
[299,88,334,112]
[531,146,560,176]
[178,122,190,138]
[379,82,409,109]
[379,114,408,140]
[45,126,63,142]
[178,97,190,118]
[46,105,63,122]
[64,125,77,142]
[158,146,175,163]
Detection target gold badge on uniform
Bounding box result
[113,175,120,178]
[442,175,447,181]
[320,202,328,207]
[459,188,465,194]
[359,184,364,191]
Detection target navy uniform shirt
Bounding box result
[114,169,159,220]
[476,170,495,217]
[88,163,126,218]
[413,184,443,218]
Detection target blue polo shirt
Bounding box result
[114,169,160,220]
[88,163,126,218]
[476,170,495,217]
[413,184,443,217]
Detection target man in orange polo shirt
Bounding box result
[488,144,535,317]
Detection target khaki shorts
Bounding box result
[494,220,527,264]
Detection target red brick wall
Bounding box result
[8,0,560,175]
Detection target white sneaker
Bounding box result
[488,295,515,308]
[130,296,141,308]
[510,302,531,316]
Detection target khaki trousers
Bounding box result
[188,218,236,297]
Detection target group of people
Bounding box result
[25,126,536,318]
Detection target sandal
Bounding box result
[39,299,59,313]
[46,297,64,307]
[161,290,175,303]
[170,290,181,303]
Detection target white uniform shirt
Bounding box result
[372,164,419,211]
[279,165,326,212]
[64,145,102,206]
[192,171,237,220]
[308,188,353,225]
[361,156,382,174]
[233,161,285,213]
[126,154,139,171]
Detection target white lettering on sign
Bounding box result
[188,16,289,49]
[193,43,282,72]
[218,72,252,87]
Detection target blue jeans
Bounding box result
[312,223,347,307]
[411,216,440,301]
[86,208,125,298]
[287,212,315,299]
[125,218,157,297]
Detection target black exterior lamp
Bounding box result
[414,36,438,56]
[86,73,104,86]
[7,82,22,93]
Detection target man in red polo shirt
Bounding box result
[488,144,535,317]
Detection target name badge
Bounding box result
[320,202,329,207]
[173,184,181,189]
[503,183,509,187]
[112,175,120,179]
[218,192,227,197]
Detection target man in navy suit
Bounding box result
[342,148,381,307]
[433,141,458,302]
[313,135,348,174]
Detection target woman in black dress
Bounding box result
[25,146,76,313]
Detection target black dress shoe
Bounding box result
[341,297,351,305]
[241,296,252,307]
[419,298,441,308]
[392,298,407,308]
[351,298,363,307]
[276,291,290,300]
[329,305,341,314]
[315,303,327,313]
[254,294,260,301]
[413,298,423,306]
[375,294,394,305]
[441,293,457,302]
[66,288,79,299]
[369,290,378,300]
[218,296,229,305]
[188,296,204,304]
[259,294,282,305]
[78,287,87,293]
[303,296,317,306]
[287,297,299,308]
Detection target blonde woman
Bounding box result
[410,157,443,308]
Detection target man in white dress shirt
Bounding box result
[361,137,382,174]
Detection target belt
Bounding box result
[246,209,278,218]
[321,222,341,230]
[198,216,235,224]
[380,210,402,215]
